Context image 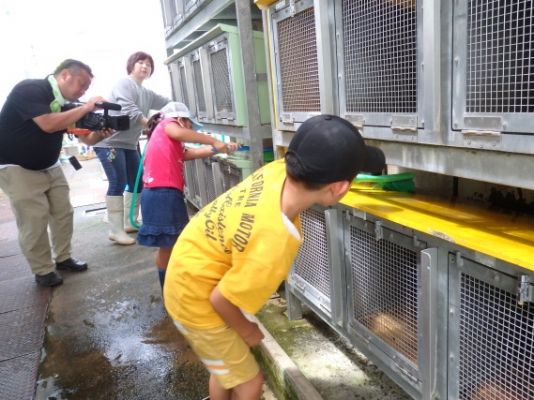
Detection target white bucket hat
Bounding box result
[161,102,203,131]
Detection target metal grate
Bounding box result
[179,64,190,109]
[458,274,534,400]
[199,158,217,204]
[466,0,534,113]
[342,0,418,113]
[349,226,419,363]
[210,48,233,115]
[184,160,199,203]
[276,7,321,112]
[293,208,330,299]
[192,59,206,113]
[220,163,242,192]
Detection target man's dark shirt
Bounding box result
[0,78,65,170]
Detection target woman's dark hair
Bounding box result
[54,59,93,77]
[126,51,155,76]
[144,112,164,139]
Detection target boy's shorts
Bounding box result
[173,321,260,389]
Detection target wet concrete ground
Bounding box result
[34,160,211,400]
[35,207,209,400]
[31,158,276,400]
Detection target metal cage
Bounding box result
[207,35,236,123]
[288,206,333,318]
[214,158,243,193]
[190,49,208,120]
[336,0,422,130]
[448,255,534,400]
[183,158,201,208]
[345,215,424,394]
[452,0,534,136]
[270,0,321,127]
[195,157,218,206]
[177,57,192,111]
[168,62,183,103]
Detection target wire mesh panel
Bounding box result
[271,0,320,124]
[208,39,235,121]
[345,216,421,388]
[449,257,534,400]
[192,53,207,116]
[339,0,419,127]
[183,159,200,207]
[168,62,182,102]
[290,207,331,314]
[218,160,242,192]
[466,0,533,114]
[453,0,534,134]
[179,60,190,110]
[196,158,217,206]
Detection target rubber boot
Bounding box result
[124,192,140,233]
[106,196,136,245]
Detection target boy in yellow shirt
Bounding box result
[164,115,385,400]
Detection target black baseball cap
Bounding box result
[285,115,386,183]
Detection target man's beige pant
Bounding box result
[0,165,73,275]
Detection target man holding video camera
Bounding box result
[0,59,113,287]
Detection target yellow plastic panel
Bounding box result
[255,0,278,10]
[342,185,534,271]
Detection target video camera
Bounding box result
[62,101,130,131]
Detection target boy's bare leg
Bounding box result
[231,372,263,400]
[209,374,231,400]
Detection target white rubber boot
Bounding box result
[124,192,140,233]
[106,196,136,245]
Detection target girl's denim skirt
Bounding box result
[137,187,189,248]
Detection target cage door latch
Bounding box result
[517,275,534,306]
[374,221,383,241]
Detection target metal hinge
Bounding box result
[391,115,418,134]
[280,113,295,124]
[517,275,534,306]
[288,0,296,16]
[374,221,384,241]
[345,114,364,130]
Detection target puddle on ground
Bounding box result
[36,310,209,400]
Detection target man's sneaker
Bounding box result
[56,257,88,272]
[35,271,63,287]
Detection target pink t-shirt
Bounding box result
[142,118,185,190]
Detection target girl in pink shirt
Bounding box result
[137,102,237,287]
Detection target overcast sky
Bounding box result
[0,0,172,105]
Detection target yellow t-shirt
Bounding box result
[164,159,302,329]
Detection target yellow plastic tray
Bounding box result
[342,185,534,271]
